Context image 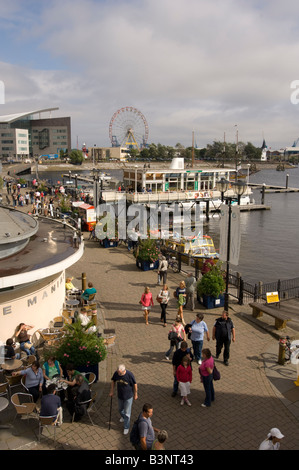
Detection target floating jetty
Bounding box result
[248,183,299,193]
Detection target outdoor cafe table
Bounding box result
[65,299,80,308]
[0,396,11,429]
[45,377,68,393]
[0,359,23,371]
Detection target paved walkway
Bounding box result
[1,239,299,451]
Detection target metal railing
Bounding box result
[160,246,299,306]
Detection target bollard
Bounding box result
[278,338,286,365]
[92,309,97,326]
[82,272,87,292]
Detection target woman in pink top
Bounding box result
[140,286,154,325]
[199,348,215,407]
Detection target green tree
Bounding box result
[244,142,262,161]
[69,149,84,165]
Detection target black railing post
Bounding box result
[254,284,258,302]
[238,278,244,305]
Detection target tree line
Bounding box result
[129,141,262,162]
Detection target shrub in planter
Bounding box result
[136,238,160,263]
[197,263,225,308]
[43,322,107,371]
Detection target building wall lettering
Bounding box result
[1,274,64,316]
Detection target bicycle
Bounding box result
[279,336,299,362]
[166,255,179,273]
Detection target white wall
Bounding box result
[0,272,66,342]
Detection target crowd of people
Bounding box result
[0,176,285,450]
[9,356,92,424]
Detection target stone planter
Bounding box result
[197,293,225,309]
[136,258,159,271]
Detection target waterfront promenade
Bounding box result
[1,237,299,451]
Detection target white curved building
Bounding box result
[0,207,83,340]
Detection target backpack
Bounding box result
[184,323,192,339]
[168,331,179,342]
[130,416,147,446]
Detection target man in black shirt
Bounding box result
[40,384,63,425]
[212,311,235,366]
[5,338,20,359]
[171,341,193,397]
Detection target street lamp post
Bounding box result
[134,165,138,193]
[216,178,247,312]
[232,179,247,205]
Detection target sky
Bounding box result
[1,0,299,151]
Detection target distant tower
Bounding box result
[261,139,267,161]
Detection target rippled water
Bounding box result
[37,166,299,284]
[206,166,299,283]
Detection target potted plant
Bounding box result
[197,263,225,309]
[136,238,160,271]
[43,322,107,381]
[98,214,119,248]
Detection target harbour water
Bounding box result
[207,166,299,284]
[36,166,299,285]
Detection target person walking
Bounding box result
[189,313,210,365]
[176,355,192,406]
[109,364,138,435]
[140,286,154,325]
[171,340,193,398]
[131,403,160,450]
[185,272,197,311]
[212,310,235,366]
[165,317,186,360]
[175,281,186,325]
[259,428,284,450]
[157,256,168,285]
[199,348,215,408]
[157,284,170,327]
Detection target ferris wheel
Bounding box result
[109,107,149,151]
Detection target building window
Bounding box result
[38,128,50,149]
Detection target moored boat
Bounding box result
[164,233,219,268]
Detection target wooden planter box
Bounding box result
[197,293,225,309]
[136,258,159,271]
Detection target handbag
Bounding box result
[156,295,162,303]
[213,365,221,381]
[24,342,33,349]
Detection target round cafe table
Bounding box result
[0,397,8,412]
[65,299,80,308]
[0,396,12,429]
[0,359,23,371]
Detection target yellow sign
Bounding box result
[266,291,280,304]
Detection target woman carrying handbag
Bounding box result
[157,284,170,327]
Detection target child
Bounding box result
[176,356,192,406]
[140,286,154,325]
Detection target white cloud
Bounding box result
[1,0,299,149]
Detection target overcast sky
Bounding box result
[1,0,299,150]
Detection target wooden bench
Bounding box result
[249,302,292,330]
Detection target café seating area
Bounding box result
[0,305,106,441]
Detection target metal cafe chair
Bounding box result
[38,415,57,442]
[11,392,37,423]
